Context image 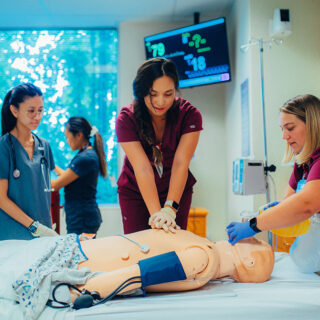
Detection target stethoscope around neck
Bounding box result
[8,133,54,192]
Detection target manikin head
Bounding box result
[231,238,274,282]
[213,238,274,283]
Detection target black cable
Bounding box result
[47,276,142,309]
[47,282,82,309]
[94,277,142,306]
[94,276,142,306]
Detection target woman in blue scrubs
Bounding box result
[51,117,107,235]
[0,83,58,240]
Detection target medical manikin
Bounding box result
[74,230,274,301]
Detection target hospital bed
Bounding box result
[0,240,319,320]
[72,252,320,320]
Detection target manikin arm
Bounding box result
[78,247,209,298]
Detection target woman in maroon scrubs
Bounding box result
[116,58,202,234]
[227,94,320,244]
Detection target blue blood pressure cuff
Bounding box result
[138,251,187,287]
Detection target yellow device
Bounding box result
[259,202,310,237]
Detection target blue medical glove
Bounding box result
[226,221,256,245]
[261,201,279,211]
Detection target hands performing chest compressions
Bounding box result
[148,200,181,232]
[227,94,320,245]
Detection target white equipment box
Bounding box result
[233,158,266,195]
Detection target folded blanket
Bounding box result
[11,234,92,320]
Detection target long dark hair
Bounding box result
[132,58,180,164]
[66,116,107,178]
[1,83,43,135]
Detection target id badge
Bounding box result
[154,162,163,178]
[296,178,306,193]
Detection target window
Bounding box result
[0,29,118,204]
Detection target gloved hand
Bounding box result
[79,233,96,241]
[226,221,256,245]
[149,207,180,233]
[160,222,181,233]
[31,222,58,237]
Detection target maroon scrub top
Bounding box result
[116,97,203,198]
[289,147,320,190]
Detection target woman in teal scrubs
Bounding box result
[0,83,57,240]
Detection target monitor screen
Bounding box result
[144,17,231,88]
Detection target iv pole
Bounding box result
[258,38,271,203]
[240,37,280,245]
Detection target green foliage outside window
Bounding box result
[0,29,118,204]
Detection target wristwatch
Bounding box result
[164,200,180,211]
[28,220,39,233]
[249,217,262,233]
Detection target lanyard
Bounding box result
[302,163,308,179]
[296,163,308,193]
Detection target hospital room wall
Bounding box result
[224,0,253,234]
[225,0,320,232]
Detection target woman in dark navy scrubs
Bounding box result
[52,117,107,235]
[227,94,320,244]
[116,58,203,234]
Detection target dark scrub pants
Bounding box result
[119,188,193,234]
[65,200,101,234]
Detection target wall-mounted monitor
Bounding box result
[144,17,231,88]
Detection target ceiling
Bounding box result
[0,0,235,28]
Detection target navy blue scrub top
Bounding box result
[0,133,55,240]
[64,148,99,201]
[64,148,101,234]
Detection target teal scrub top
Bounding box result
[0,133,55,240]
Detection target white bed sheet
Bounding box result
[72,253,320,320]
